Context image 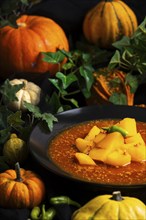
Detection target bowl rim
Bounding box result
[29,104,146,189]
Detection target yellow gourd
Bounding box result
[3,133,28,165]
[72,191,146,220]
[83,0,138,48]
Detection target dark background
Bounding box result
[28,0,146,40]
[0,1,145,219]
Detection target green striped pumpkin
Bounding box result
[83,0,138,48]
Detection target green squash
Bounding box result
[72,191,146,220]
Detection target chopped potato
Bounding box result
[93,132,107,145]
[74,117,146,167]
[84,125,100,141]
[115,118,137,137]
[97,132,124,150]
[89,148,111,162]
[105,149,131,167]
[125,132,145,145]
[75,152,96,165]
[75,138,94,154]
[121,143,146,162]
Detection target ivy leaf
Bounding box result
[24,102,58,132]
[79,65,94,98]
[45,92,63,114]
[125,73,139,93]
[49,78,68,95]
[42,50,66,64]
[69,98,79,108]
[109,93,127,105]
[7,111,25,129]
[108,50,121,69]
[62,62,75,71]
[56,72,78,90]
[40,113,58,131]
[112,36,130,51]
[0,79,24,104]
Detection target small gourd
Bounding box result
[87,68,134,106]
[3,133,28,165]
[0,162,46,208]
[72,191,146,220]
[8,78,41,111]
[83,0,138,48]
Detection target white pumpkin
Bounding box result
[8,79,41,111]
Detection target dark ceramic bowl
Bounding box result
[29,105,146,199]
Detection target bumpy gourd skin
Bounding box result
[83,0,138,48]
[72,194,146,220]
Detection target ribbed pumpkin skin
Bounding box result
[0,168,46,208]
[72,194,146,220]
[0,15,69,77]
[87,68,134,106]
[83,0,138,48]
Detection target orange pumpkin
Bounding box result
[0,15,69,78]
[83,0,138,48]
[0,163,46,208]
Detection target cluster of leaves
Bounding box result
[0,49,95,146]
[42,49,95,110]
[108,17,146,94]
[0,0,41,28]
[0,80,58,147]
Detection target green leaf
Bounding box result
[62,62,75,70]
[7,111,25,129]
[108,50,121,70]
[24,102,42,118]
[49,78,68,95]
[24,102,58,132]
[125,73,139,93]
[41,113,58,131]
[79,65,94,92]
[42,50,66,64]
[0,79,24,104]
[56,72,78,90]
[45,92,63,114]
[112,36,130,51]
[109,93,127,105]
[69,98,79,108]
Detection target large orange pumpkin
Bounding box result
[0,163,46,208]
[83,0,138,48]
[0,15,69,78]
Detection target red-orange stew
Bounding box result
[48,119,146,185]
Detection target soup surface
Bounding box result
[48,119,146,185]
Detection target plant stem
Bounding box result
[15,162,23,182]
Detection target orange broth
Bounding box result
[48,119,146,185]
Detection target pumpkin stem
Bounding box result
[15,162,23,182]
[110,191,124,201]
